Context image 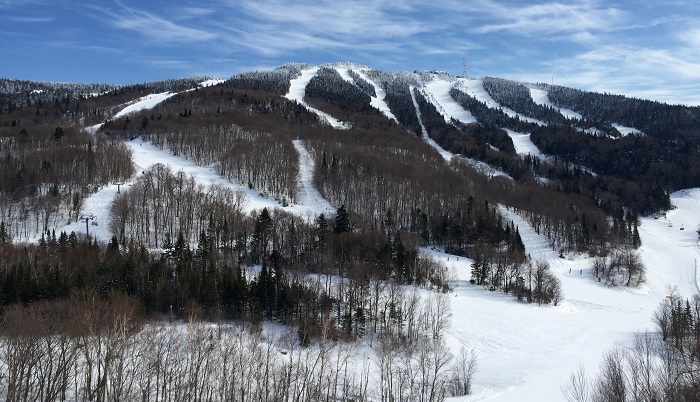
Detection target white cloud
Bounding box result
[95,3,217,44]
[473,1,624,35]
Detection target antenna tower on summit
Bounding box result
[462,57,468,78]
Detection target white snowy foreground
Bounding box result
[427,189,700,401]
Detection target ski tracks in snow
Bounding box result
[292,139,334,216]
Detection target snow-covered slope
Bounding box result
[433,189,700,401]
[285,67,350,129]
[504,128,549,160]
[114,92,175,120]
[410,86,454,163]
[85,91,176,133]
[45,136,338,243]
[292,139,335,216]
[529,87,645,138]
[422,78,477,125]
[351,68,398,123]
[529,87,583,120]
[612,123,644,137]
[457,78,546,126]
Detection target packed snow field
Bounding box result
[51,69,700,400]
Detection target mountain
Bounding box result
[1,63,699,401]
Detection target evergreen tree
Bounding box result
[334,204,351,234]
[0,221,7,244]
[252,208,273,263]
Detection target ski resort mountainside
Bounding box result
[1,63,700,401]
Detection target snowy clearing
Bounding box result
[422,78,477,124]
[612,123,644,137]
[529,87,583,120]
[332,66,398,123]
[292,139,335,216]
[113,92,175,120]
[198,78,224,87]
[285,67,350,129]
[504,128,549,160]
[457,78,546,126]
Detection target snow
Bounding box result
[113,91,175,120]
[504,128,548,160]
[421,78,477,125]
[285,67,350,129]
[330,65,398,123]
[351,68,399,123]
[292,139,335,216]
[22,62,700,401]
[459,157,514,181]
[457,78,546,126]
[529,87,583,120]
[198,78,224,87]
[612,123,644,137]
[44,136,338,243]
[332,66,355,83]
[431,190,700,401]
[410,85,454,163]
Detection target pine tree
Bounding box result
[632,221,641,248]
[0,221,7,244]
[253,208,273,263]
[334,205,350,234]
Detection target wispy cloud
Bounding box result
[90,2,217,44]
[472,1,624,36]
[5,16,53,22]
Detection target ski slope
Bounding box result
[292,139,335,216]
[43,136,336,243]
[331,64,398,123]
[529,87,583,120]
[529,87,645,138]
[30,63,700,401]
[457,78,546,126]
[410,85,454,163]
[431,189,700,401]
[504,128,549,160]
[422,78,477,124]
[612,123,644,137]
[285,67,350,129]
[351,68,398,123]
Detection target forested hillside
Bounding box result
[1,64,699,400]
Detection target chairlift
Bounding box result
[680,224,685,231]
[668,222,673,227]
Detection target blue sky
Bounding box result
[2,0,700,105]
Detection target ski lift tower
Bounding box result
[80,213,95,237]
[114,180,125,194]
